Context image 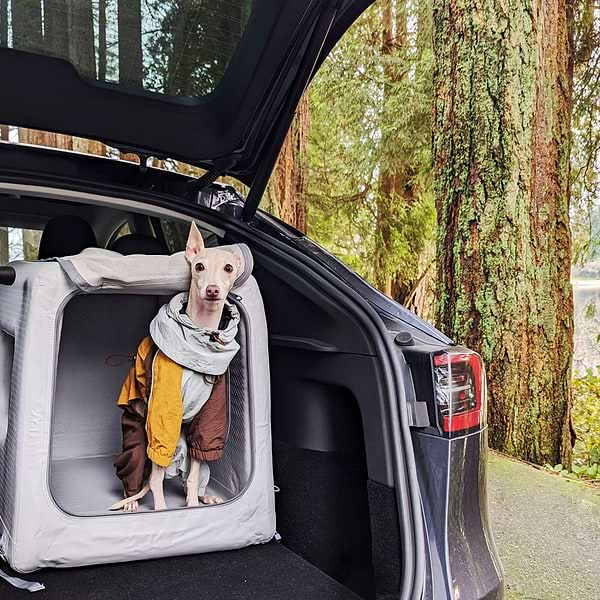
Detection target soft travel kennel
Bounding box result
[0,247,275,573]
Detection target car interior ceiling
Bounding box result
[0,192,403,600]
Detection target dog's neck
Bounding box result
[186,285,224,330]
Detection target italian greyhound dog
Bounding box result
[113,222,240,512]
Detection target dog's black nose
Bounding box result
[206,285,220,299]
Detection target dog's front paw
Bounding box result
[123,500,139,512]
[199,495,223,505]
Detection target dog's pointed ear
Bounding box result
[185,222,205,263]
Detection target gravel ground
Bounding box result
[487,452,600,600]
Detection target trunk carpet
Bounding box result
[0,542,361,600]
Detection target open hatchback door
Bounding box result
[0,0,372,219]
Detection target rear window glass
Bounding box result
[0,0,254,98]
[0,227,42,264]
[161,218,190,253]
[161,218,219,252]
[110,221,131,246]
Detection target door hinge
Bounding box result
[186,154,241,197]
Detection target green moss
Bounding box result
[433,0,574,466]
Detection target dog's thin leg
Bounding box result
[186,458,201,507]
[149,462,167,511]
[197,461,223,505]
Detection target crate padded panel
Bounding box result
[49,293,253,515]
[51,294,160,461]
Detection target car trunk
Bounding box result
[0,0,419,594]
[0,201,406,600]
[2,285,388,598]
[12,271,379,596]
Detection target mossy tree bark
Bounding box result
[433,0,575,465]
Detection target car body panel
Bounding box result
[412,429,504,600]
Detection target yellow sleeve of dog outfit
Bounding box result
[116,336,184,468]
[145,350,184,467]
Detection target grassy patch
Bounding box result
[546,368,600,481]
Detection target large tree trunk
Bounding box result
[0,228,8,264]
[270,93,310,233]
[11,0,70,149]
[12,1,53,146]
[375,0,415,299]
[396,0,435,315]
[10,0,42,52]
[17,127,74,149]
[45,0,70,57]
[98,0,108,82]
[68,0,105,156]
[118,0,143,87]
[68,0,96,79]
[433,0,575,465]
[116,0,144,161]
[374,0,397,297]
[43,0,73,150]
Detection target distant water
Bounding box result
[573,280,600,373]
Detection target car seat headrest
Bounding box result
[38,215,98,260]
[110,234,169,256]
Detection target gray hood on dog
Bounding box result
[149,292,240,376]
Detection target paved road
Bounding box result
[487,452,600,600]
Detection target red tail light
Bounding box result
[432,350,486,436]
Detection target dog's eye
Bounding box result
[224,264,234,273]
[195,263,205,272]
